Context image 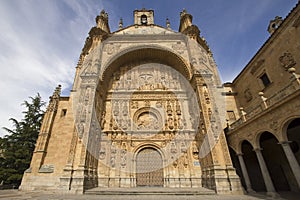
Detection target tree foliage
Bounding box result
[0,94,45,186]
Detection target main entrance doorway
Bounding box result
[136,148,164,187]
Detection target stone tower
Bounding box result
[20,8,243,194]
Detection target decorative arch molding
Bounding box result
[280,115,300,142]
[133,143,166,162]
[237,139,254,154]
[100,45,192,86]
[254,130,280,149]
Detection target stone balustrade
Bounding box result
[230,70,300,130]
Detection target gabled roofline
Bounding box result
[111,24,177,34]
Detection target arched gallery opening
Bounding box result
[228,147,245,189]
[241,140,266,192]
[259,131,294,191]
[286,118,300,164]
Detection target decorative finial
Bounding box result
[53,85,62,99]
[166,18,170,29]
[268,16,283,34]
[180,8,187,17]
[47,85,61,112]
[100,9,108,18]
[119,18,123,30]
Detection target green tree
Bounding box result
[0,94,45,186]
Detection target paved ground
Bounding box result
[0,190,299,200]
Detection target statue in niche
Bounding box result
[176,101,181,115]
[181,142,187,153]
[120,143,127,166]
[178,117,184,129]
[122,101,128,116]
[160,75,167,88]
[192,142,199,159]
[168,116,174,130]
[100,111,106,129]
[111,142,117,154]
[167,101,172,115]
[78,123,84,137]
[203,86,210,104]
[99,147,106,160]
[112,118,118,130]
[121,119,128,130]
[183,153,188,168]
[110,156,116,168]
[113,101,119,116]
[137,112,159,130]
[80,107,87,122]
[208,108,212,120]
[112,72,121,90]
[84,88,90,105]
[121,152,126,167]
[171,142,177,154]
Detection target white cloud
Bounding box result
[0,0,115,136]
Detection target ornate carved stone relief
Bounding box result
[104,43,121,55]
[279,51,296,70]
[172,42,185,54]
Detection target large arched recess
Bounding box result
[283,118,300,164]
[259,131,296,191]
[241,140,266,192]
[99,46,192,90]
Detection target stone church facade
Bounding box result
[20,2,300,196]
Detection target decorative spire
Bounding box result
[179,8,193,32]
[100,9,108,19]
[180,8,187,17]
[47,85,61,112]
[166,18,170,29]
[119,18,123,30]
[96,9,110,33]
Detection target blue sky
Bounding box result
[0,0,297,135]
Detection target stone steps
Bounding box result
[85,187,216,195]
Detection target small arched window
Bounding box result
[141,15,147,25]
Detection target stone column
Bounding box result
[280,141,300,189]
[237,153,254,193]
[254,148,278,197]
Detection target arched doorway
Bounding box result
[260,131,293,191]
[241,140,266,192]
[136,148,164,187]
